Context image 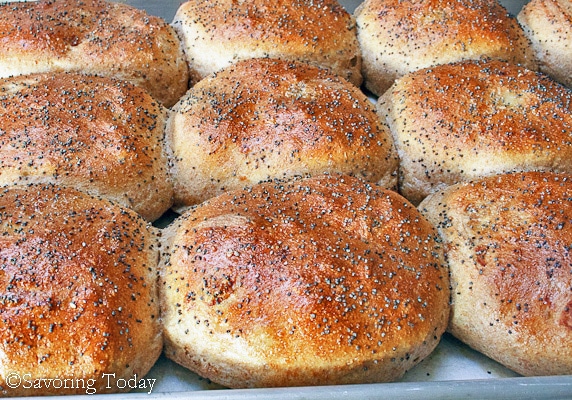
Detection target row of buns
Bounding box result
[1,55,570,220]
[1,169,570,395]
[0,0,571,395]
[0,0,570,107]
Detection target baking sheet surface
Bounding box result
[7,0,572,398]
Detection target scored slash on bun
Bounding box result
[160,174,450,388]
[0,72,173,222]
[0,0,189,107]
[172,0,362,87]
[419,171,572,377]
[355,0,539,96]
[518,0,572,88]
[0,184,162,397]
[167,58,398,211]
[377,58,572,205]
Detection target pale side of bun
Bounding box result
[0,0,189,107]
[0,72,173,221]
[355,0,538,96]
[160,174,450,388]
[172,0,362,86]
[0,184,162,397]
[419,171,572,377]
[518,0,572,88]
[167,58,398,211]
[377,59,572,205]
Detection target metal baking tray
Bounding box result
[9,0,572,398]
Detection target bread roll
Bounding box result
[167,58,398,211]
[172,0,362,86]
[377,58,572,205]
[355,0,538,96]
[0,184,162,396]
[0,0,188,107]
[0,72,173,221]
[160,174,450,388]
[419,171,572,377]
[518,0,572,88]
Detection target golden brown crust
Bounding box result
[377,59,572,205]
[0,72,173,221]
[355,0,538,96]
[160,174,449,388]
[419,171,572,376]
[168,58,398,211]
[0,184,162,396]
[172,0,362,86]
[518,0,572,88]
[0,0,189,107]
